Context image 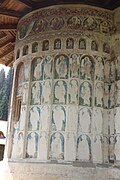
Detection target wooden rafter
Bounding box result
[0,32,7,39]
[0,8,21,18]
[0,38,15,48]
[18,0,34,7]
[0,24,17,31]
[0,46,14,59]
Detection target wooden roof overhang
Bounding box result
[0,0,120,66]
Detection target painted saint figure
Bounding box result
[69,79,78,104]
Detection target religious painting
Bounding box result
[38,132,48,160]
[109,136,115,163]
[32,42,38,53]
[24,63,30,82]
[43,56,53,79]
[31,57,43,81]
[54,39,61,50]
[76,135,91,161]
[52,106,66,131]
[91,41,98,51]
[67,106,78,132]
[42,81,51,104]
[22,83,28,105]
[54,54,69,79]
[93,108,103,134]
[110,61,115,82]
[109,84,115,108]
[78,108,91,133]
[19,106,26,131]
[80,55,94,81]
[115,81,120,106]
[40,105,50,131]
[104,83,110,109]
[95,56,104,81]
[114,135,120,161]
[17,132,24,158]
[69,79,78,104]
[31,82,42,105]
[95,82,104,107]
[22,45,28,56]
[115,108,120,133]
[79,39,86,50]
[70,54,79,78]
[50,17,64,30]
[103,43,110,53]
[53,80,67,104]
[50,132,64,160]
[66,38,74,49]
[32,19,48,32]
[83,17,97,31]
[80,81,92,106]
[93,135,103,163]
[100,21,111,34]
[28,106,40,131]
[104,60,110,82]
[11,122,19,158]
[67,16,81,29]
[26,132,38,158]
[115,56,120,80]
[42,40,49,51]
[16,63,24,96]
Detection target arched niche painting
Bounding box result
[83,16,97,30]
[53,80,67,104]
[16,63,24,96]
[109,136,115,163]
[11,122,19,158]
[43,56,53,80]
[38,132,48,160]
[70,54,79,78]
[19,106,26,131]
[79,39,86,50]
[115,56,120,80]
[50,17,64,30]
[50,132,64,160]
[109,84,115,109]
[110,61,115,82]
[52,106,66,131]
[95,56,104,81]
[66,38,74,49]
[40,105,50,131]
[28,106,40,131]
[22,83,28,105]
[26,132,38,158]
[93,108,103,134]
[42,81,51,104]
[42,40,49,51]
[69,79,78,104]
[95,82,104,107]
[67,106,78,132]
[78,108,91,133]
[31,82,42,105]
[76,135,91,161]
[32,19,48,32]
[67,16,81,29]
[80,81,92,107]
[91,41,98,51]
[93,135,103,163]
[31,57,43,81]
[16,49,20,59]
[114,135,120,161]
[24,63,30,82]
[104,83,109,109]
[100,21,111,34]
[104,60,111,82]
[17,132,24,158]
[22,45,28,56]
[54,54,69,79]
[115,108,120,133]
[103,136,109,163]
[32,42,38,53]
[54,39,61,50]
[80,55,94,81]
[103,43,110,54]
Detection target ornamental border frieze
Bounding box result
[16,6,114,42]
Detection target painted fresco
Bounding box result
[91,41,98,51]
[93,108,103,133]
[52,106,66,131]
[19,106,26,131]
[80,55,94,80]
[77,135,91,161]
[93,135,103,163]
[31,57,43,81]
[17,132,24,158]
[54,80,67,104]
[50,132,64,160]
[66,38,74,49]
[40,105,50,131]
[67,16,81,29]
[70,54,79,78]
[31,82,42,105]
[79,39,86,49]
[80,81,92,106]
[54,55,69,79]
[83,17,97,30]
[54,39,61,49]
[69,79,78,104]
[28,106,40,131]
[50,17,64,30]
[67,106,78,132]
[32,19,48,32]
[38,132,48,160]
[95,82,104,107]
[95,56,104,81]
[114,135,120,161]
[26,132,38,158]
[42,81,51,104]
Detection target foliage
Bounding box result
[0,68,12,121]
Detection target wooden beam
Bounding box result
[17,0,33,7]
[0,24,17,31]
[0,38,15,48]
[5,58,13,66]
[0,46,14,59]
[0,8,21,18]
[0,32,7,39]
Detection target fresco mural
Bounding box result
[70,54,79,78]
